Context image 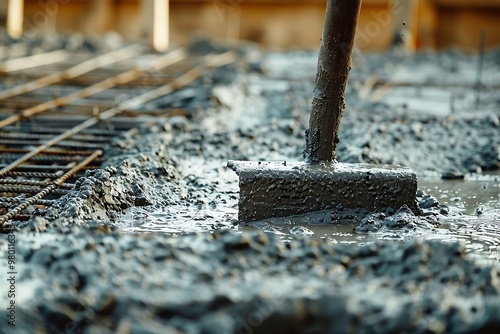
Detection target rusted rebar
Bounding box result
[2,126,118,137]
[0,139,105,149]
[5,171,63,179]
[0,150,103,230]
[0,148,95,156]
[0,51,236,228]
[0,179,74,189]
[304,0,362,163]
[0,186,70,195]
[0,198,54,206]
[0,153,105,164]
[0,45,143,101]
[0,52,236,177]
[0,164,75,171]
[0,49,69,73]
[0,48,187,129]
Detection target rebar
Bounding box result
[0,138,105,149]
[0,45,143,101]
[0,48,187,129]
[0,52,235,181]
[2,126,118,137]
[0,49,69,73]
[0,153,105,163]
[0,150,102,230]
[0,148,95,156]
[0,164,75,171]
[0,179,74,189]
[0,198,54,206]
[5,171,63,179]
[0,185,70,195]
[0,132,114,143]
[0,50,237,229]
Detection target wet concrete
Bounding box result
[3,226,500,333]
[1,41,499,333]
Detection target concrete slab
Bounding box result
[228,160,418,222]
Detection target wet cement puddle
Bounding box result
[120,164,499,265]
[417,172,500,265]
[245,172,500,265]
[110,49,499,264]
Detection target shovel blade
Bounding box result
[228,160,418,222]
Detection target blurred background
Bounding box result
[0,0,499,52]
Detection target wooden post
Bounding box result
[304,0,362,164]
[7,0,24,39]
[153,0,169,51]
[142,0,169,51]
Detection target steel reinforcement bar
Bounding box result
[0,45,143,101]
[0,47,187,129]
[0,150,103,230]
[0,51,236,230]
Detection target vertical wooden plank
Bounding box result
[7,0,24,39]
[154,0,170,51]
[142,0,169,51]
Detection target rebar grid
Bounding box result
[0,47,236,230]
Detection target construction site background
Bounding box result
[0,0,499,52]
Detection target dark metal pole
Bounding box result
[304,0,362,164]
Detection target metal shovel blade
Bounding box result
[228,160,418,222]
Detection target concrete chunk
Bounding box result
[228,160,418,222]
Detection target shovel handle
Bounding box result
[304,0,362,163]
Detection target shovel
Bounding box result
[228,0,417,222]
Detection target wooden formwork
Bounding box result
[2,0,500,51]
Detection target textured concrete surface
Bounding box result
[0,39,498,333]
